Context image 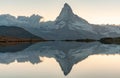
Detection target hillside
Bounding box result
[0,26,44,42]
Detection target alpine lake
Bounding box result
[0,41,120,78]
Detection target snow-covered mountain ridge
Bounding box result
[0,3,120,40]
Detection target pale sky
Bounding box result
[0,0,120,24]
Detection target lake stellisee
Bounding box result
[0,42,120,78]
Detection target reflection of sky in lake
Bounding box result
[0,55,120,78]
[0,42,120,78]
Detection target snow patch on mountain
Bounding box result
[0,14,43,27]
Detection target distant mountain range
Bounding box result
[0,3,120,40]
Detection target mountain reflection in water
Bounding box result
[0,41,120,75]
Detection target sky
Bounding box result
[0,0,120,24]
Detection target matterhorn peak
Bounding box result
[62,3,73,14]
[55,3,89,29]
[64,3,70,7]
[55,3,74,22]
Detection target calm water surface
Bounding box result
[0,42,120,78]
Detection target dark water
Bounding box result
[0,41,120,78]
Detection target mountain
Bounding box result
[0,26,43,39]
[28,3,120,40]
[27,3,100,40]
[0,3,120,40]
[55,3,91,30]
[0,14,43,27]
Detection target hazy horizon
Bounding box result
[0,0,120,24]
